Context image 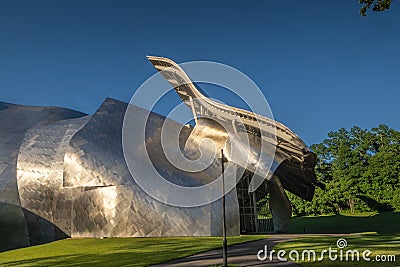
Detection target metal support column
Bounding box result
[221,149,228,267]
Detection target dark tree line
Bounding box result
[289,124,400,216]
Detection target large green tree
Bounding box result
[289,124,400,216]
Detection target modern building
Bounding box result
[0,57,318,251]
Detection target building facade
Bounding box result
[0,57,317,251]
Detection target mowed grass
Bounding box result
[274,212,400,266]
[2,212,399,266]
[0,235,265,267]
[274,233,400,266]
[287,211,400,234]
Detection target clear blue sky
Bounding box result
[1,0,399,145]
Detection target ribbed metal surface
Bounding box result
[17,116,91,243]
[147,56,317,201]
[146,56,318,233]
[65,98,239,238]
[0,101,87,251]
[0,57,317,251]
[0,99,239,251]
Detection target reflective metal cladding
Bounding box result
[147,56,318,232]
[0,99,239,251]
[0,56,317,251]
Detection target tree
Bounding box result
[289,124,400,217]
[359,0,392,16]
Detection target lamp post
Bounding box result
[221,149,228,267]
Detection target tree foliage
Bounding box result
[289,124,400,216]
[359,0,392,16]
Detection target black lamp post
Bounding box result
[221,149,228,267]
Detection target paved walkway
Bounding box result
[151,235,300,267]
[151,234,351,267]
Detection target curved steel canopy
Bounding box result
[147,56,318,201]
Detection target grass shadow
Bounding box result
[288,211,400,234]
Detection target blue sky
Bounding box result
[0,0,399,145]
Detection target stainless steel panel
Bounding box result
[0,101,87,251]
[66,98,239,238]
[0,56,317,251]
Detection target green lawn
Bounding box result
[274,233,400,266]
[287,211,400,234]
[273,212,400,266]
[2,212,399,266]
[0,235,265,267]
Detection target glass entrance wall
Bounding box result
[236,170,274,233]
[256,191,274,233]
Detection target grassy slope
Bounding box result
[275,211,400,266]
[275,233,400,266]
[287,211,400,234]
[2,212,399,266]
[0,235,265,267]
